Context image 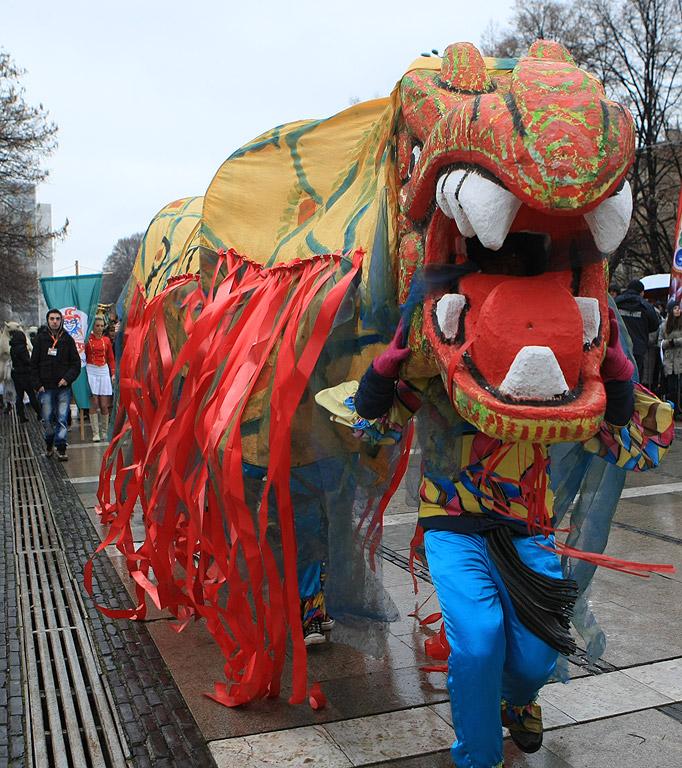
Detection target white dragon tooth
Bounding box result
[436,174,455,218]
[457,172,522,250]
[436,293,466,339]
[436,171,476,237]
[574,297,600,346]
[499,346,569,401]
[584,181,633,254]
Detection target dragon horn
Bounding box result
[440,42,493,94]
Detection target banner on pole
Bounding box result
[39,274,103,409]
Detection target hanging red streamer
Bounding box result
[86,248,364,707]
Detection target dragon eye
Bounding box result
[408,144,422,178]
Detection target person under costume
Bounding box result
[242,462,337,646]
[85,317,116,442]
[326,310,672,768]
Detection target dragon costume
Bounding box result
[89,41,673,764]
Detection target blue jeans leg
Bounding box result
[39,388,71,446]
[54,387,71,446]
[424,530,560,768]
[39,389,56,443]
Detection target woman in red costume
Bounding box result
[85,317,115,442]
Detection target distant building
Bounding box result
[1,185,54,327]
[34,200,55,324]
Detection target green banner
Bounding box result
[39,274,103,408]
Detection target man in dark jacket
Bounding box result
[9,330,41,422]
[30,309,81,460]
[615,279,660,380]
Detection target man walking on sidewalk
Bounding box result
[30,309,81,461]
[615,279,660,381]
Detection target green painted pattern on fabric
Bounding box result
[285,119,328,205]
[343,202,371,252]
[326,161,359,211]
[305,230,330,255]
[229,128,282,160]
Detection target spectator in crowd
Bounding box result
[608,283,621,300]
[659,299,682,419]
[9,330,41,422]
[105,322,117,345]
[614,279,660,380]
[30,309,81,461]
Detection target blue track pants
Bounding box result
[424,529,561,768]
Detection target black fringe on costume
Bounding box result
[484,526,578,656]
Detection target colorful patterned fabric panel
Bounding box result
[583,383,674,470]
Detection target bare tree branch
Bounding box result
[100,234,144,306]
[0,51,65,322]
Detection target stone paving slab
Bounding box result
[538,708,682,768]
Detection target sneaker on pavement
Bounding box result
[303,618,325,646]
[502,701,543,754]
[56,445,68,462]
[45,440,54,457]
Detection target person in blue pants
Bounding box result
[347,315,642,768]
[30,309,81,462]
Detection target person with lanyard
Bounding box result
[85,316,116,442]
[30,309,81,461]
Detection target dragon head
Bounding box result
[396,41,634,443]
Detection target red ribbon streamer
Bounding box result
[86,249,363,707]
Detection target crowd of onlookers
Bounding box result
[3,313,120,460]
[609,279,682,419]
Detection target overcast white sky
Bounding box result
[4,0,514,275]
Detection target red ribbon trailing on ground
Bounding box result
[86,248,365,707]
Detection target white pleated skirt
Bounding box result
[87,363,113,396]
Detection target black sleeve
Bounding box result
[645,302,660,333]
[354,363,398,419]
[64,336,82,384]
[30,339,42,390]
[604,378,635,428]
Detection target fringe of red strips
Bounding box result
[86,247,372,707]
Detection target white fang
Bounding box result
[436,171,476,237]
[436,294,466,339]
[575,297,600,346]
[456,173,521,250]
[584,181,633,254]
[499,346,569,401]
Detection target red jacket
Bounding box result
[85,334,115,374]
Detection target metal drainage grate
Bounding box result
[9,414,129,767]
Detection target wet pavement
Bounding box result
[2,409,682,767]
